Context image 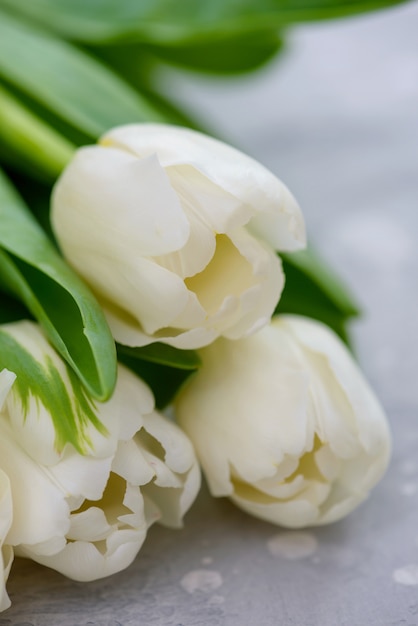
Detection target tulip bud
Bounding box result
[175,316,391,528]
[0,321,200,585]
[51,123,306,349]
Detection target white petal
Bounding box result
[184,233,255,318]
[280,315,391,459]
[72,250,190,338]
[0,545,13,612]
[24,480,148,581]
[103,124,305,251]
[27,532,147,582]
[112,439,155,486]
[176,329,312,494]
[221,230,284,338]
[232,490,319,528]
[0,369,16,411]
[168,289,207,330]
[52,147,189,258]
[142,411,198,475]
[0,469,12,541]
[49,451,112,502]
[67,508,113,542]
[0,421,69,547]
[88,364,154,457]
[0,469,13,612]
[2,322,72,466]
[155,173,218,278]
[248,184,306,251]
[104,308,219,349]
[166,164,252,234]
[137,412,201,527]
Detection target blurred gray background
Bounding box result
[5,2,418,624]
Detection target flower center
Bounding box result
[184,234,254,315]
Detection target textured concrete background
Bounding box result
[4,2,418,624]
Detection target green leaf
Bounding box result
[0,84,75,180]
[276,247,360,343]
[0,168,117,401]
[0,329,107,454]
[0,10,166,139]
[89,44,207,128]
[0,292,31,324]
[118,354,196,409]
[116,342,201,369]
[0,0,407,44]
[147,31,284,74]
[116,343,200,409]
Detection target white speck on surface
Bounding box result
[201,556,213,565]
[267,532,318,560]
[401,482,417,496]
[393,565,418,586]
[180,570,223,594]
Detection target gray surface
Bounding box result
[4,3,418,625]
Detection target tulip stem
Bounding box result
[0,84,76,180]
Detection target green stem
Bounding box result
[0,83,75,179]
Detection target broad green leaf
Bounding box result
[0,84,75,180]
[118,354,196,409]
[0,0,407,44]
[89,44,207,128]
[147,31,284,74]
[116,343,200,409]
[3,170,55,240]
[116,343,201,370]
[0,10,166,139]
[0,329,107,454]
[276,247,360,343]
[0,292,31,325]
[0,168,117,400]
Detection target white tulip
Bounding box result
[0,321,200,583]
[0,370,15,612]
[51,123,306,349]
[175,315,391,528]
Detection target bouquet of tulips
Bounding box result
[0,0,400,611]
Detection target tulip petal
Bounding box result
[0,468,13,612]
[69,248,191,339]
[1,321,107,463]
[176,330,312,494]
[86,364,154,457]
[49,452,112,502]
[155,174,218,278]
[112,439,155,486]
[27,533,146,582]
[21,476,148,581]
[52,146,190,257]
[136,412,201,527]
[103,124,306,251]
[0,369,15,411]
[280,315,391,458]
[0,421,69,547]
[232,489,319,528]
[67,508,113,542]
[221,229,284,338]
[166,164,252,235]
